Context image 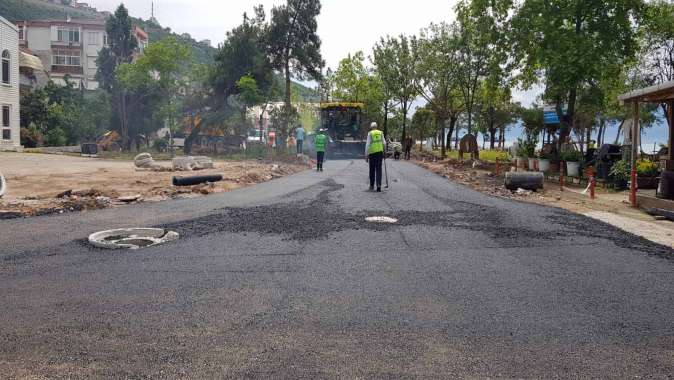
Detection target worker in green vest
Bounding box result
[314,129,327,172]
[365,122,387,192]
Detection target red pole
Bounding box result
[495,158,500,176]
[630,169,638,208]
[590,174,596,200]
[560,161,565,191]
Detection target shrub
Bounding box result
[559,150,583,162]
[610,159,631,183]
[20,124,43,148]
[152,137,169,152]
[636,159,659,177]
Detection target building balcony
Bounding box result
[51,65,83,75]
[51,41,82,48]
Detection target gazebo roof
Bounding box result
[618,80,674,103]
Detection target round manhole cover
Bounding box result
[365,216,398,224]
[88,228,179,250]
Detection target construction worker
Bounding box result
[365,122,387,192]
[314,129,327,172]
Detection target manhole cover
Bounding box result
[365,216,398,224]
[88,228,179,250]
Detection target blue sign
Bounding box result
[544,105,560,125]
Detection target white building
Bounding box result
[0,16,21,151]
[15,19,148,91]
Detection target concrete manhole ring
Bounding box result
[88,228,179,250]
[365,216,398,224]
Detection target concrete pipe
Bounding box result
[172,174,224,187]
[505,172,544,191]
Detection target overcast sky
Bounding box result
[88,0,539,106]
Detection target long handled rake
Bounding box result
[384,155,389,189]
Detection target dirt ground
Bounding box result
[414,154,674,248]
[0,153,309,218]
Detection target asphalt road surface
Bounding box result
[2,160,674,379]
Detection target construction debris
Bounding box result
[172,156,215,171]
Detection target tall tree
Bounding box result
[96,4,138,150]
[268,0,324,142]
[414,22,465,156]
[512,0,644,147]
[117,36,193,150]
[454,0,512,136]
[641,0,674,126]
[373,35,417,143]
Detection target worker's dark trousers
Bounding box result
[369,151,384,189]
[297,140,303,155]
[317,151,325,170]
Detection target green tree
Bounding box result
[373,34,417,143]
[414,22,465,156]
[117,36,193,150]
[641,0,674,126]
[268,0,324,141]
[411,106,436,150]
[96,4,139,150]
[454,0,512,136]
[332,52,369,102]
[511,0,644,147]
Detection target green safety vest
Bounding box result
[314,134,327,152]
[368,129,384,154]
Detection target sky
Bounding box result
[88,0,668,144]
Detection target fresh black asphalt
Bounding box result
[2,160,674,378]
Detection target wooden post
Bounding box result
[630,101,640,208]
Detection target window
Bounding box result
[103,33,109,46]
[87,31,99,45]
[2,105,9,140]
[52,49,81,66]
[18,25,24,41]
[57,27,80,44]
[1,51,9,85]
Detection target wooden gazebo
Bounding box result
[618,80,674,207]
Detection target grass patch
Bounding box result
[431,149,510,163]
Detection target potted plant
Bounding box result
[609,159,630,190]
[537,151,552,173]
[515,138,528,171]
[560,150,583,177]
[517,136,538,171]
[636,159,660,189]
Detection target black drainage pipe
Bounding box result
[172,174,224,187]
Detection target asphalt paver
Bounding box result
[2,160,674,378]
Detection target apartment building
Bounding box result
[0,16,21,151]
[15,18,148,91]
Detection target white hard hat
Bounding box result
[370,122,378,129]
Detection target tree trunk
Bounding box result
[119,91,129,151]
[184,116,200,155]
[614,119,626,145]
[401,104,408,144]
[489,118,496,150]
[438,117,446,158]
[455,123,460,150]
[283,55,291,149]
[446,116,457,152]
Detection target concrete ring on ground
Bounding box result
[0,172,6,198]
[88,228,179,250]
[365,216,398,224]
